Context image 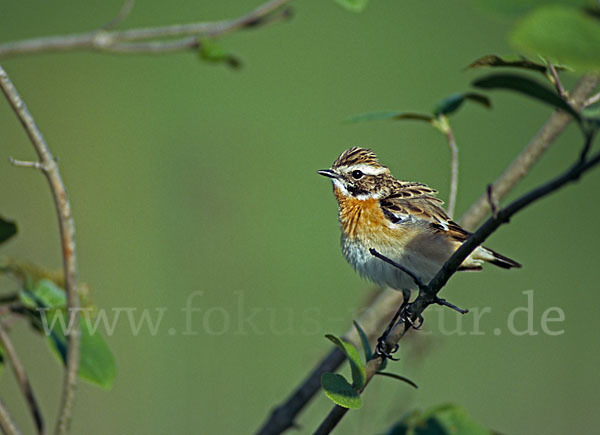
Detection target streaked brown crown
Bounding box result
[332,147,386,170]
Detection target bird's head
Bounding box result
[318,147,391,200]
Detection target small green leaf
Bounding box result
[352,321,372,362]
[46,312,116,390]
[0,217,17,245]
[376,371,418,389]
[19,279,66,309]
[321,373,362,409]
[511,5,600,71]
[345,111,433,123]
[387,403,492,434]
[325,334,366,389]
[467,54,553,73]
[472,73,579,120]
[421,404,491,434]
[433,92,491,117]
[472,0,589,17]
[199,40,242,69]
[334,0,369,13]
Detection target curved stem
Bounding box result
[0,66,80,435]
[0,322,45,434]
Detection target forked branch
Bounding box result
[0,66,80,435]
[315,130,599,434]
[0,0,293,58]
[256,74,598,435]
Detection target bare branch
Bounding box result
[0,395,21,435]
[445,126,459,217]
[0,66,80,435]
[460,73,599,230]
[256,75,599,435]
[0,0,293,58]
[316,130,600,433]
[486,184,498,219]
[0,322,45,435]
[102,0,136,31]
[8,157,45,169]
[584,92,600,108]
[547,61,568,100]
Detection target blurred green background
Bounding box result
[1,0,599,433]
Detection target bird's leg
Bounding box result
[374,289,411,360]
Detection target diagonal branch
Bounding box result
[256,73,599,435]
[0,322,45,435]
[0,66,80,435]
[460,73,599,230]
[315,131,599,434]
[0,0,293,58]
[0,395,21,435]
[445,125,459,218]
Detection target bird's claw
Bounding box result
[375,336,400,360]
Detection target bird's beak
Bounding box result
[317,169,338,179]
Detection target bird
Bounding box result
[317,147,521,294]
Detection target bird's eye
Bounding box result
[351,170,364,179]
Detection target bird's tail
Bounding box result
[478,246,522,269]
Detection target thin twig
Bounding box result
[461,73,599,230]
[584,92,600,108]
[0,66,80,435]
[256,75,599,435]
[102,0,136,31]
[0,322,45,435]
[0,395,21,435]
[445,126,459,217]
[0,0,293,58]
[486,184,498,219]
[547,61,567,100]
[315,132,600,434]
[368,248,425,289]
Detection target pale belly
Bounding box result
[341,231,455,291]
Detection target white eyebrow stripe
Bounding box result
[347,164,387,175]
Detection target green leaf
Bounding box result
[325,334,366,389]
[0,216,17,245]
[352,320,372,362]
[472,73,580,120]
[321,373,362,409]
[199,40,242,69]
[387,403,492,434]
[46,312,116,390]
[334,0,369,13]
[376,371,418,389]
[467,54,552,73]
[433,92,491,117]
[19,279,66,309]
[345,111,433,123]
[511,5,600,71]
[472,0,590,17]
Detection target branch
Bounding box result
[316,131,599,433]
[0,0,292,58]
[0,66,80,435]
[460,73,598,230]
[547,61,568,100]
[0,395,21,435]
[0,322,45,435]
[445,126,459,217]
[255,75,599,435]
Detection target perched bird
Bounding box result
[318,147,520,293]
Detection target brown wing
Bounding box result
[379,181,470,242]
